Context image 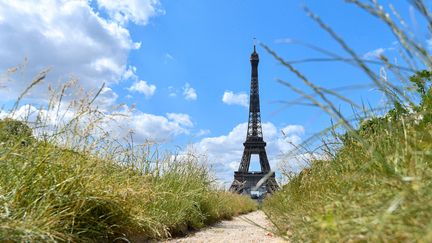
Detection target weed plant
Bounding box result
[0,78,256,242]
[263,1,432,242]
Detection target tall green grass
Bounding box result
[0,80,256,242]
[263,1,432,242]
[264,97,432,241]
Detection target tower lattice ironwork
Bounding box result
[229,44,279,194]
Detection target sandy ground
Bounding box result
[161,211,287,243]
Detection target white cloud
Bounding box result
[183,83,197,101]
[0,0,201,150]
[276,125,305,153]
[128,80,156,98]
[363,48,385,60]
[281,124,305,135]
[0,0,159,101]
[196,129,210,137]
[125,112,192,142]
[222,90,248,107]
[0,103,89,143]
[95,86,119,110]
[95,0,163,26]
[122,65,137,80]
[190,122,305,185]
[363,42,400,60]
[1,103,193,144]
[166,113,193,127]
[168,86,177,97]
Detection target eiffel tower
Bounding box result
[229,44,279,195]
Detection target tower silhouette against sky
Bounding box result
[229,44,279,195]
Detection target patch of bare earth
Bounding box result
[161,211,287,243]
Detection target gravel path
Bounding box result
[161,211,287,243]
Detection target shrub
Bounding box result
[0,118,34,145]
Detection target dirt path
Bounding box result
[161,211,287,243]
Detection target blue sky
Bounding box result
[0,0,427,184]
[121,0,407,137]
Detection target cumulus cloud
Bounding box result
[189,122,305,185]
[95,0,163,26]
[166,113,193,127]
[0,0,159,101]
[0,1,206,149]
[281,125,305,135]
[196,129,210,137]
[222,91,248,107]
[183,83,197,101]
[94,86,120,110]
[128,80,156,98]
[125,112,192,142]
[122,65,137,80]
[0,104,74,128]
[275,125,305,154]
[1,103,193,144]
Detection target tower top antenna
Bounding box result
[253,37,257,52]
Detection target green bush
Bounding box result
[0,118,34,145]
